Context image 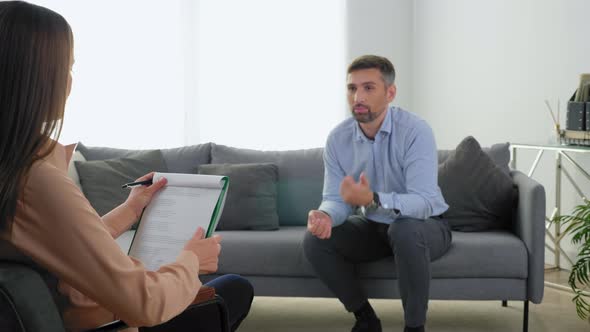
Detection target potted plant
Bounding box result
[556,202,590,321]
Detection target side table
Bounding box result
[510,143,590,287]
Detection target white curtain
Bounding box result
[31,0,345,150]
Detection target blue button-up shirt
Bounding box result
[318,106,448,226]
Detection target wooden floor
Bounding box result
[544,266,590,295]
[545,266,571,287]
[237,267,590,331]
[240,286,590,332]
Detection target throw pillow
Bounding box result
[75,150,168,229]
[210,144,324,226]
[438,142,511,175]
[197,163,280,231]
[438,136,517,231]
[76,142,213,174]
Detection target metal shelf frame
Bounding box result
[510,143,590,271]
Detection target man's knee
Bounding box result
[388,218,425,254]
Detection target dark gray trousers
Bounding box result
[303,215,452,327]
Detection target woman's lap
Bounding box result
[205,274,254,330]
[140,274,253,332]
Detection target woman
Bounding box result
[0,2,253,331]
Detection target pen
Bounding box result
[121,179,153,189]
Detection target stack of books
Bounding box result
[564,74,590,146]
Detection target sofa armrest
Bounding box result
[510,170,546,304]
[0,262,66,332]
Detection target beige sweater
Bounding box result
[1,143,202,331]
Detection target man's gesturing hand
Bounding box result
[307,210,333,239]
[339,172,373,206]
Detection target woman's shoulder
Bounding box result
[28,140,72,182]
[27,156,70,191]
[22,147,83,211]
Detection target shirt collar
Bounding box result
[354,106,394,142]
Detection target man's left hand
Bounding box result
[339,172,373,206]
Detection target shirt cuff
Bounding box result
[376,192,401,218]
[318,201,348,227]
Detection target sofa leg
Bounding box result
[502,300,507,307]
[522,300,529,332]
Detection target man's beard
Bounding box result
[351,104,382,123]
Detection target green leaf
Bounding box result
[561,201,590,320]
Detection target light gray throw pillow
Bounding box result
[197,163,280,231]
[75,150,168,229]
[438,136,517,231]
[67,150,86,191]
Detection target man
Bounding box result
[303,55,452,332]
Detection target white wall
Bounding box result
[343,0,414,114]
[412,0,590,269]
[413,0,590,149]
[346,0,414,111]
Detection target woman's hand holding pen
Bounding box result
[184,227,222,274]
[124,172,167,221]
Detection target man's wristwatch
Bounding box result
[360,192,380,216]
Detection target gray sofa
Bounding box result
[75,141,545,332]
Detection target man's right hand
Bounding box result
[307,210,333,239]
[183,227,222,274]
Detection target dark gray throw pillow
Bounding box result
[438,136,517,232]
[75,150,168,229]
[197,163,280,231]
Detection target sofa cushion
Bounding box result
[213,226,527,279]
[197,163,280,230]
[438,136,517,231]
[75,150,168,229]
[76,142,211,174]
[210,144,324,226]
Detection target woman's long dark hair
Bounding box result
[0,1,73,229]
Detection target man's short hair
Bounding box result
[347,55,395,86]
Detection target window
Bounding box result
[193,0,346,150]
[33,0,346,150]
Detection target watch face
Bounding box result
[360,206,367,216]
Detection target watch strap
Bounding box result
[372,192,380,207]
